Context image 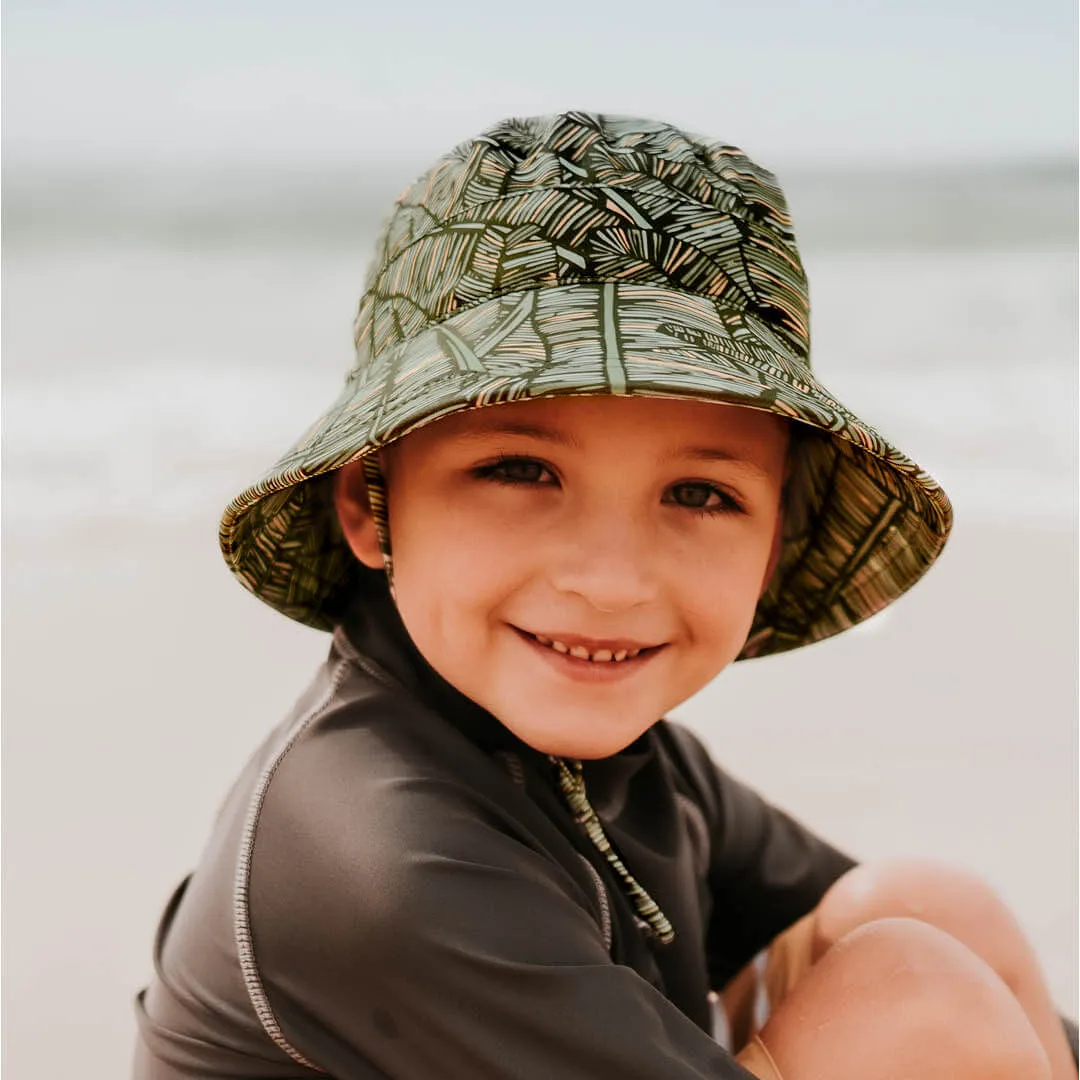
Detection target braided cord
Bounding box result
[551,757,675,945]
[360,454,395,592]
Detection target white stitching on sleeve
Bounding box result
[233,657,354,1073]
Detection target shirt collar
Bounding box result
[337,568,655,797]
[338,569,524,754]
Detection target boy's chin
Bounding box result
[495,711,658,760]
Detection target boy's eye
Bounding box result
[475,456,556,485]
[665,481,742,513]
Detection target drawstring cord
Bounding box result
[550,757,675,946]
[360,454,395,595]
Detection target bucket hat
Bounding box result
[219,111,952,658]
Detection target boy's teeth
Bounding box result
[532,634,645,663]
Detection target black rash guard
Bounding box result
[133,582,857,1078]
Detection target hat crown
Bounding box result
[352,112,810,375]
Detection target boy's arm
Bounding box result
[656,722,856,988]
[659,723,1079,1070]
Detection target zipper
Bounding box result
[550,757,675,945]
[495,752,613,953]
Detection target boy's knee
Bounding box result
[812,860,1029,989]
[772,917,1049,1080]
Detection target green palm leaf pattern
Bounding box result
[219,112,951,656]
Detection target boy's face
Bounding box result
[336,396,788,759]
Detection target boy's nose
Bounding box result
[548,517,660,614]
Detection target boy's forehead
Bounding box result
[401,394,790,460]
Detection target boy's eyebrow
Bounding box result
[457,422,582,448]
[458,422,771,475]
[671,446,772,478]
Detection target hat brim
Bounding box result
[220,282,951,657]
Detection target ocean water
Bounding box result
[4,164,1077,537]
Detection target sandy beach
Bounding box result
[3,507,1076,1078]
[4,204,1075,1080]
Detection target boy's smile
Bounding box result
[335,395,789,758]
[513,626,665,682]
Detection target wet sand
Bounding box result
[3,512,1076,1078]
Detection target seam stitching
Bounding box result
[494,751,527,788]
[578,854,613,954]
[233,659,354,1074]
[330,626,401,690]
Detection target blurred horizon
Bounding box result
[6,0,1075,251]
[5,154,1075,253]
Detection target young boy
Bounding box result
[133,113,1077,1079]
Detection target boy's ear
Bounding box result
[333,461,385,570]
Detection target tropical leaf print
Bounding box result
[220,112,952,657]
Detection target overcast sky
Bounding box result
[3,0,1076,171]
